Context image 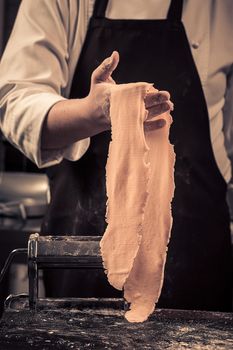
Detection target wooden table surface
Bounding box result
[0,296,232,350]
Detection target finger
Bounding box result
[92,51,120,84]
[106,76,116,84]
[147,100,174,119]
[145,90,171,108]
[144,119,166,131]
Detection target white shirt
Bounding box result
[0,0,233,182]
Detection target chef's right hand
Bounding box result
[42,53,174,151]
[84,51,174,132]
[144,89,174,130]
[84,51,120,132]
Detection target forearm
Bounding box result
[41,97,110,150]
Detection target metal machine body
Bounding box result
[28,233,103,309]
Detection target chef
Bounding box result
[0,0,232,311]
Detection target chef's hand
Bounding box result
[84,51,119,131]
[144,89,174,130]
[42,52,174,150]
[86,51,173,131]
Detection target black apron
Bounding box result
[41,0,233,311]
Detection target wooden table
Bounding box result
[0,296,232,349]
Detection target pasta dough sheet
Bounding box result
[100,82,175,323]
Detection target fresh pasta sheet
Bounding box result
[100,82,175,323]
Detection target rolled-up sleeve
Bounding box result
[0,0,90,168]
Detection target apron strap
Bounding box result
[93,0,108,18]
[167,0,183,22]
